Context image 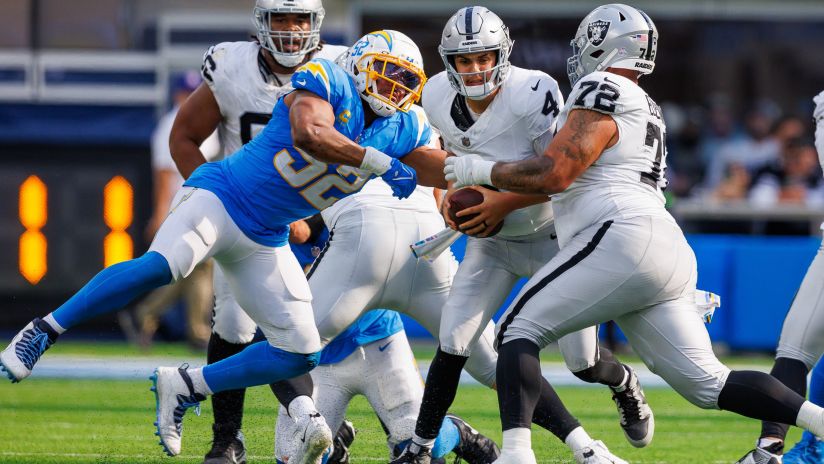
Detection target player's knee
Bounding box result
[130,251,173,286]
[775,346,818,371]
[266,343,321,376]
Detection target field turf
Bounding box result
[0,375,802,463]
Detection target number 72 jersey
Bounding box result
[551,70,670,248]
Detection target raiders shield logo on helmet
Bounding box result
[587,20,610,46]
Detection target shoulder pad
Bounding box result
[200,41,255,86]
[292,58,341,102]
[313,44,348,62]
[567,71,632,115]
[508,68,564,119]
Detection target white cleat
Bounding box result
[492,449,538,464]
[735,448,783,464]
[150,365,206,457]
[292,412,333,464]
[574,440,628,464]
[0,318,58,383]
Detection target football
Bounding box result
[447,187,504,236]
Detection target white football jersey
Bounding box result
[321,105,439,227]
[201,41,348,158]
[551,71,673,248]
[423,66,564,238]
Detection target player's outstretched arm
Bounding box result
[400,147,448,189]
[169,83,222,179]
[491,109,617,194]
[287,90,371,166]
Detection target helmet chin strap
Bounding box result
[593,49,619,73]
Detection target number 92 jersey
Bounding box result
[551,71,671,248]
[201,41,349,157]
[184,58,432,247]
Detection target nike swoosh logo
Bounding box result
[301,427,307,443]
[531,81,540,91]
[379,341,393,352]
[603,76,619,85]
[296,79,307,86]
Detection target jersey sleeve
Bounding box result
[199,42,240,117]
[567,71,627,115]
[291,58,342,108]
[521,74,565,149]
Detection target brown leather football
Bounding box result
[447,187,504,236]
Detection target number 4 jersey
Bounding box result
[551,71,672,248]
[185,58,432,247]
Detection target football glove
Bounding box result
[381,157,418,199]
[443,154,494,188]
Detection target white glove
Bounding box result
[443,154,495,188]
[814,90,824,122]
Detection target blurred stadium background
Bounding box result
[2,0,824,357]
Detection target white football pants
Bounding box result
[496,216,731,409]
[148,187,319,354]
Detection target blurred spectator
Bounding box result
[705,101,781,190]
[664,103,706,197]
[749,138,824,207]
[120,70,220,350]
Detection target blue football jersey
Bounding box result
[184,58,432,247]
[320,309,404,365]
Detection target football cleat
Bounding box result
[610,366,654,447]
[326,419,356,464]
[447,414,501,464]
[491,448,537,464]
[203,424,246,464]
[784,432,824,464]
[151,365,207,456]
[390,443,433,464]
[292,412,333,464]
[0,318,59,383]
[735,441,784,464]
[573,440,628,464]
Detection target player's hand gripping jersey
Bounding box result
[551,71,672,248]
[185,58,432,247]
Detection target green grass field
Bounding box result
[0,341,798,463]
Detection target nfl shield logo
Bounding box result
[587,20,611,46]
[461,137,471,147]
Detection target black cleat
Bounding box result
[390,443,432,464]
[610,366,654,448]
[447,414,500,464]
[327,419,356,464]
[203,424,246,464]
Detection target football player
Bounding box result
[393,7,642,464]
[167,1,350,461]
[0,29,440,464]
[444,5,824,463]
[737,91,824,464]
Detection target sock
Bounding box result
[497,339,543,430]
[760,357,809,442]
[718,370,805,425]
[411,434,436,450]
[571,347,628,387]
[287,395,317,419]
[796,401,824,438]
[564,426,593,452]
[42,314,66,335]
[207,333,250,433]
[202,341,320,393]
[413,348,468,440]
[532,376,582,441]
[51,251,172,329]
[270,373,314,411]
[758,437,783,449]
[431,417,461,458]
[186,367,214,395]
[502,427,531,452]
